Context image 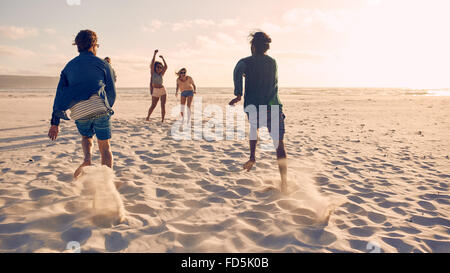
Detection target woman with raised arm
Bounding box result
[175,68,197,123]
[146,49,168,123]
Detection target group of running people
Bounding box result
[48,30,287,192]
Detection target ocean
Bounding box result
[1,87,450,96]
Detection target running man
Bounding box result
[48,29,116,178]
[229,31,288,193]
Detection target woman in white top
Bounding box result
[175,68,196,123]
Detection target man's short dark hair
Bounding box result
[73,30,97,52]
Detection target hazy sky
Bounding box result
[0,0,449,88]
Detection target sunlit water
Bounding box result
[1,87,450,96]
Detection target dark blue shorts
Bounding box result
[181,90,194,97]
[75,113,112,140]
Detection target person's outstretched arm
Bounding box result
[229,60,246,105]
[150,49,158,74]
[160,55,168,75]
[191,77,197,94]
[48,71,68,140]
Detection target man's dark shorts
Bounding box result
[75,113,112,140]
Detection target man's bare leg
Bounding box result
[243,140,257,172]
[276,140,288,193]
[74,136,93,178]
[98,139,113,168]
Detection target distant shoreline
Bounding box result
[1,75,447,91]
[0,75,59,89]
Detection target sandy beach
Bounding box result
[0,88,449,253]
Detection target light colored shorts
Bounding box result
[152,87,167,98]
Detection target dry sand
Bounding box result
[0,89,449,253]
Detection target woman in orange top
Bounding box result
[175,68,197,123]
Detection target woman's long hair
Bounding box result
[176,68,187,79]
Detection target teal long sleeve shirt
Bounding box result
[233,54,282,110]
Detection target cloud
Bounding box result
[0,26,39,40]
[219,18,240,27]
[141,20,164,33]
[277,8,354,33]
[273,50,330,61]
[0,45,36,58]
[176,33,240,56]
[40,43,58,51]
[172,19,216,31]
[260,22,295,33]
[140,18,240,33]
[43,28,57,35]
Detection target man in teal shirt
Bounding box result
[229,31,288,193]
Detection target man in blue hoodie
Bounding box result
[48,30,116,178]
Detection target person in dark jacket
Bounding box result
[229,31,288,193]
[48,29,117,178]
[104,57,117,82]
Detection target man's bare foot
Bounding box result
[243,160,256,172]
[145,117,150,121]
[74,161,91,178]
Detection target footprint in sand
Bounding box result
[104,232,128,252]
[28,188,56,200]
[0,222,28,234]
[206,196,226,203]
[187,163,207,172]
[216,190,241,199]
[156,188,170,198]
[314,176,330,186]
[200,183,227,193]
[236,179,258,187]
[0,234,31,251]
[126,204,157,216]
[231,186,251,196]
[57,173,73,182]
[61,227,92,245]
[209,168,227,177]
